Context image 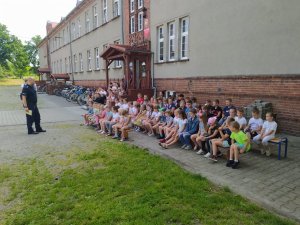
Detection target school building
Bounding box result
[38,0,300,135]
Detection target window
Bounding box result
[77,18,81,37]
[85,11,90,33]
[87,50,92,71]
[66,26,69,43]
[95,47,100,70]
[114,40,122,68]
[72,22,76,40]
[130,16,135,34]
[138,0,143,9]
[63,29,65,45]
[102,0,108,23]
[79,53,84,72]
[65,58,68,73]
[103,44,109,68]
[69,56,72,73]
[60,59,63,73]
[138,12,143,31]
[168,22,175,61]
[158,26,164,62]
[93,5,98,28]
[130,0,135,13]
[113,0,120,17]
[73,54,77,72]
[180,17,189,59]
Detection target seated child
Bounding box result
[119,110,132,142]
[99,106,113,134]
[82,101,94,125]
[160,109,179,143]
[226,121,251,169]
[191,114,208,151]
[235,107,247,130]
[244,107,263,139]
[253,112,277,156]
[105,106,120,136]
[158,110,173,139]
[152,108,167,138]
[145,105,161,136]
[133,104,147,132]
[179,108,200,150]
[196,117,220,158]
[160,110,186,149]
[136,93,144,105]
[209,117,235,162]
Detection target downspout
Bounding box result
[151,52,156,98]
[68,21,74,84]
[120,0,124,44]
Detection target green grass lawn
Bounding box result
[0,135,296,225]
[0,79,24,86]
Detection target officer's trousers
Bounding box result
[26,105,41,133]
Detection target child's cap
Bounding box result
[208,117,217,126]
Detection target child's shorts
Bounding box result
[234,143,245,150]
[222,141,230,148]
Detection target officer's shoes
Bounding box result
[28,132,39,135]
[36,129,46,133]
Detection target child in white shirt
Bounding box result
[253,112,277,156]
[235,108,247,130]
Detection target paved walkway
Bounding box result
[0,88,299,223]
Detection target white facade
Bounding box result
[151,0,300,78]
[44,0,123,82]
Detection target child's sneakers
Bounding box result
[196,149,205,155]
[204,152,211,158]
[209,155,218,162]
[231,161,240,169]
[266,146,272,157]
[226,160,234,167]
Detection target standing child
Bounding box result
[226,121,251,169]
[253,112,277,156]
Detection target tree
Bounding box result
[25,35,42,73]
[0,23,30,78]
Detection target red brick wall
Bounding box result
[155,75,300,136]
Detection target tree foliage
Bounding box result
[0,23,40,78]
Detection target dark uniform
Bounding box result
[21,84,43,134]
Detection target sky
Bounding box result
[0,0,78,42]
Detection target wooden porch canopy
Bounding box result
[50,74,70,80]
[100,44,151,89]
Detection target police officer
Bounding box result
[21,77,46,135]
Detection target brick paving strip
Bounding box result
[0,90,299,223]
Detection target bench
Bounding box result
[269,137,288,160]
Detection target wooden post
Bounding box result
[105,60,109,90]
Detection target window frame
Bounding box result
[138,0,143,9]
[138,12,143,31]
[180,17,189,60]
[130,16,135,34]
[168,22,176,61]
[85,11,90,33]
[79,53,84,72]
[93,5,99,28]
[158,26,164,62]
[87,50,92,71]
[113,0,120,17]
[73,54,77,73]
[102,0,108,23]
[95,47,100,70]
[130,0,135,13]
